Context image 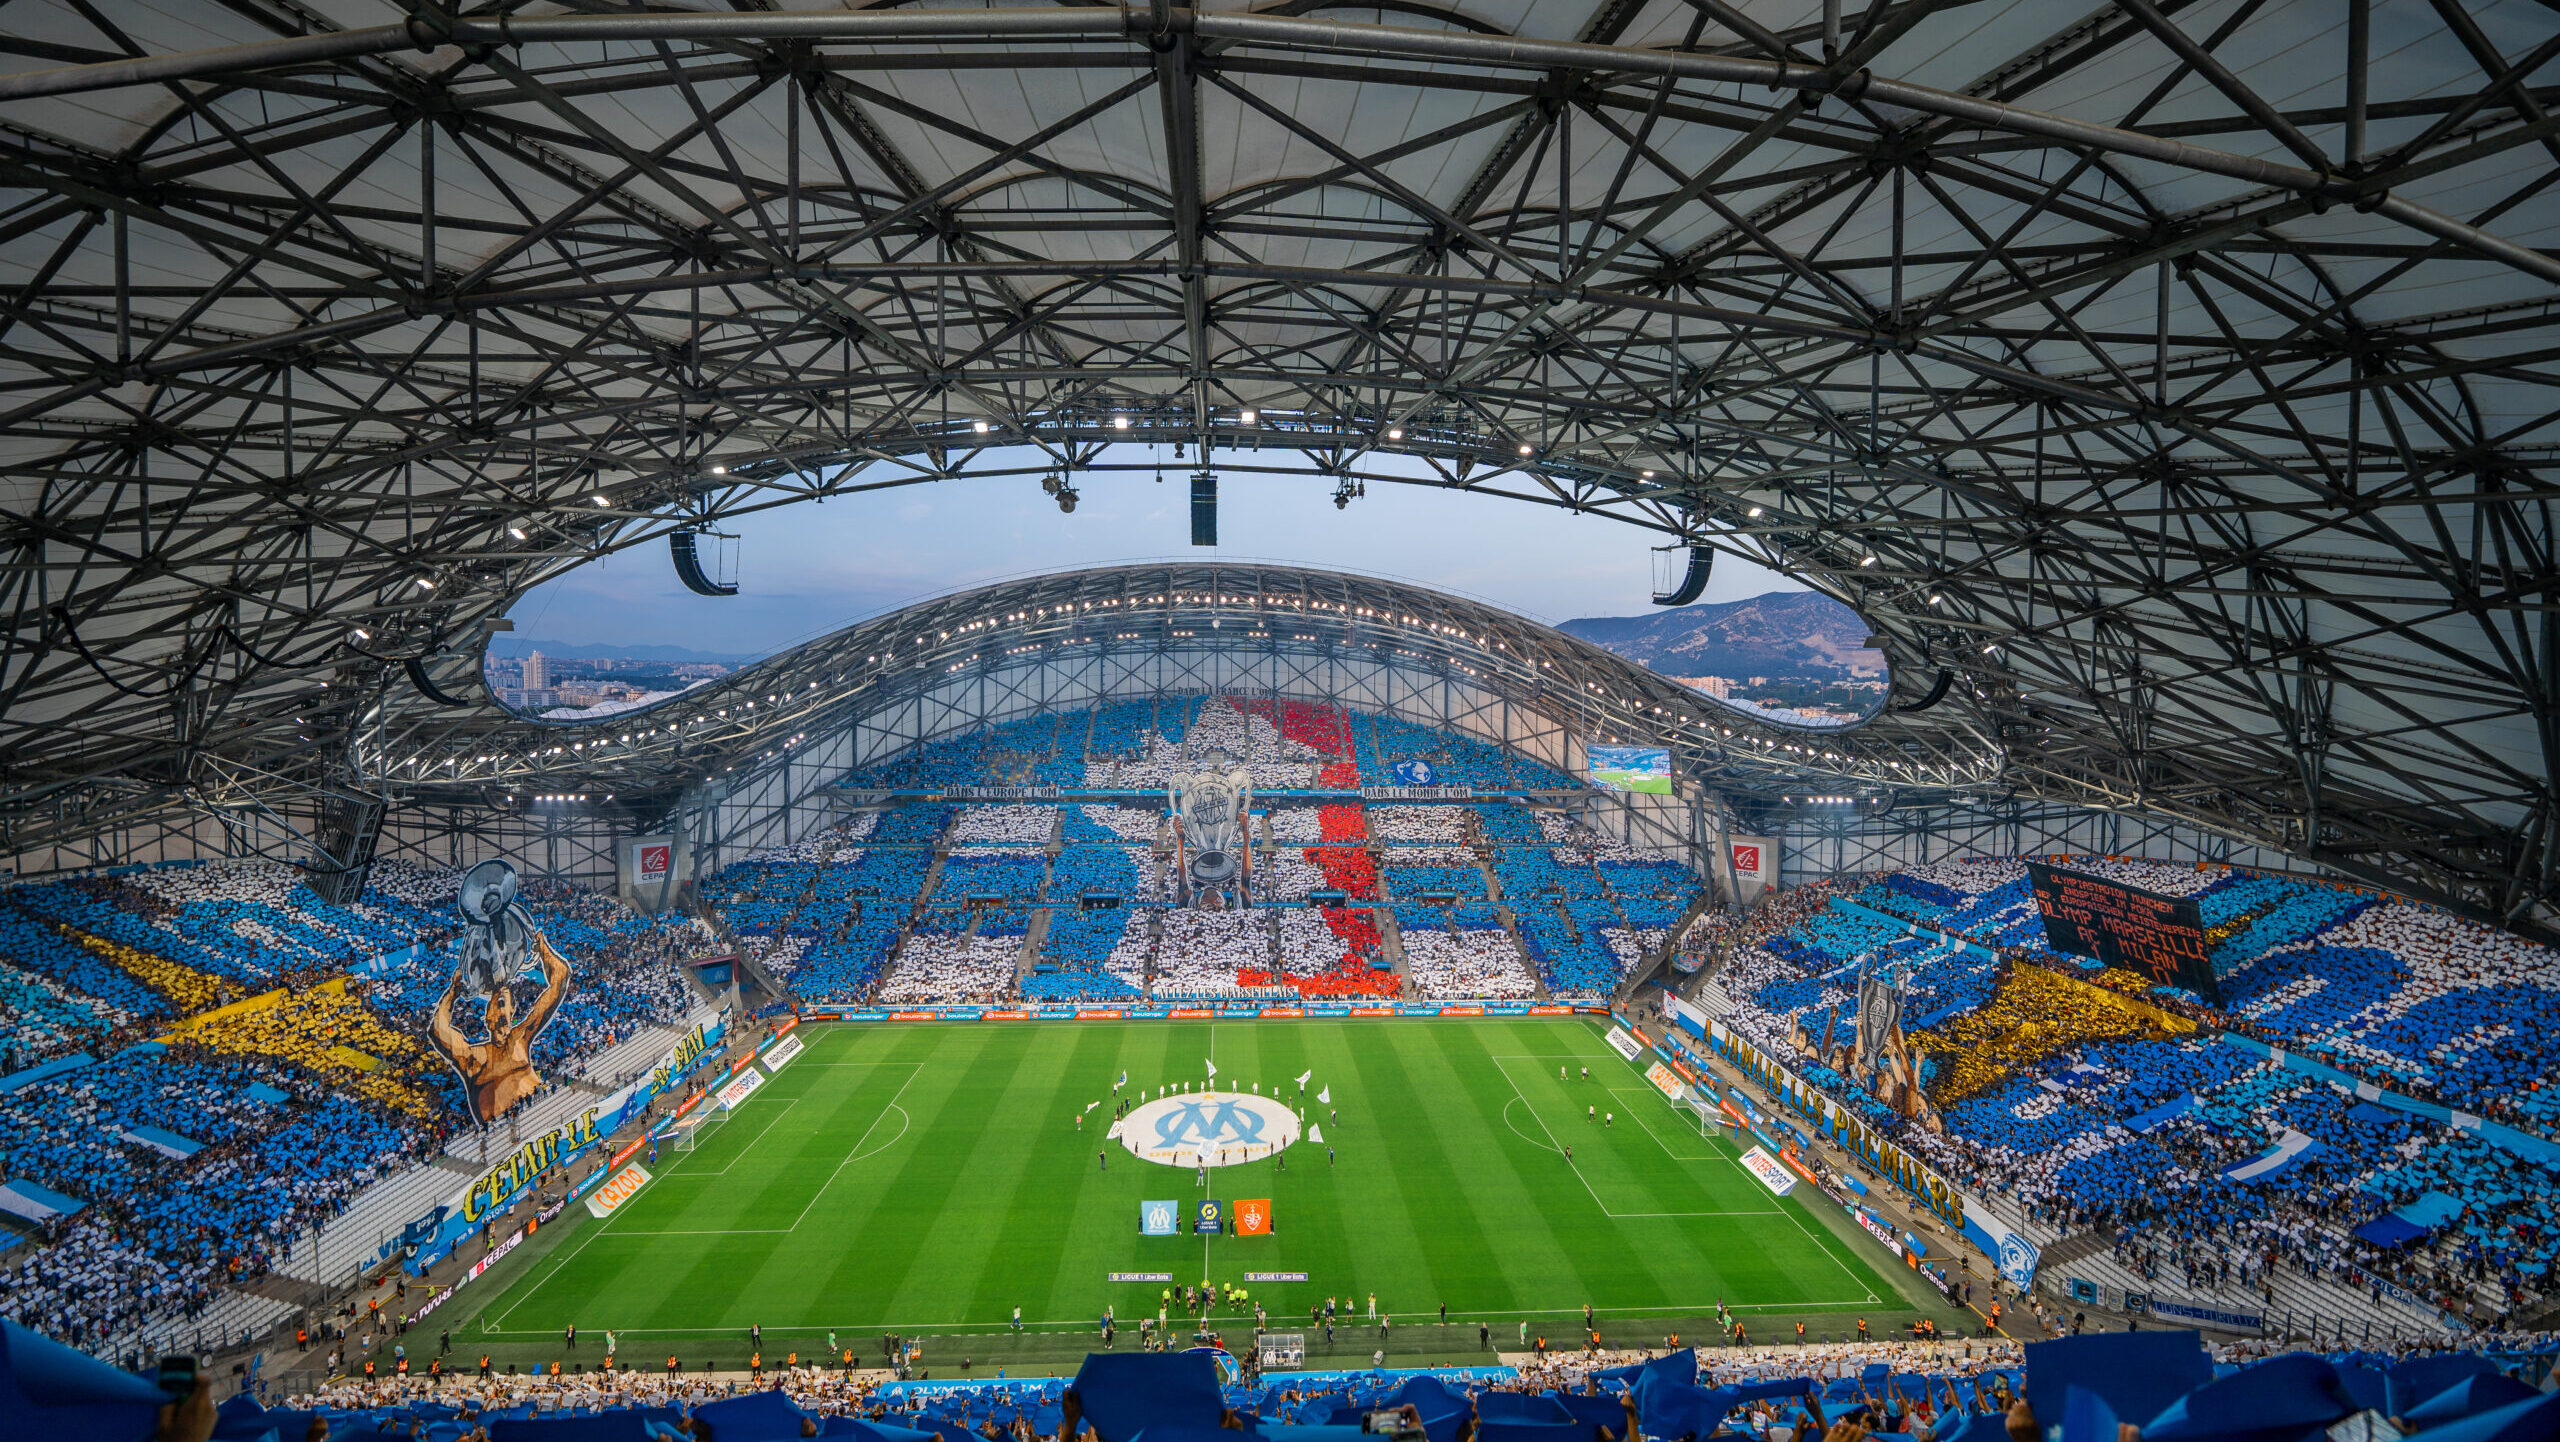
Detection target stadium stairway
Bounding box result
[120,1285,298,1363]
[274,1159,458,1287]
[570,1011,715,1092]
[2014,1205,2459,1344]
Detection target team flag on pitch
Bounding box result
[1235,1199,1271,1236]
[1317,1086,1331,1104]
[1205,1059,1219,1078]
[1309,1124,1325,1143]
[1295,1070,1313,1088]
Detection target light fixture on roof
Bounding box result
[1113,414,1130,430]
[1861,555,1878,567]
[709,464,727,476]
[350,627,370,641]
[1748,506,1764,517]
[973,420,990,434]
[1929,594,1944,605]
[1640,470,1655,479]
[414,577,435,589]
[1239,409,1257,425]
[508,525,526,540]
[1517,443,1534,456]
[1387,427,1403,440]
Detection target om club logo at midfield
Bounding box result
[1112,1090,1302,1167]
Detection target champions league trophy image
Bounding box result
[1169,746,1254,908]
[430,858,574,1126]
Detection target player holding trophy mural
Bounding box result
[429,859,574,1124]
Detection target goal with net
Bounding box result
[671,1108,726,1154]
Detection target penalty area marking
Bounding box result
[1489,1056,1776,1219]
[491,1059,923,1326]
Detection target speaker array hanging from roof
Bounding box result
[1652,543,1713,605]
[1190,472,1217,546]
[670,528,738,596]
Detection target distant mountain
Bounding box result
[1558,590,1885,681]
[484,637,755,665]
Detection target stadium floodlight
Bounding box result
[1517,443,1534,455]
[709,464,727,475]
[508,525,526,540]
[973,420,990,434]
[1748,506,1764,517]
[349,627,369,641]
[414,577,434,589]
[1861,555,1879,566]
[1387,427,1403,440]
[1239,409,1257,425]
[1113,414,1130,430]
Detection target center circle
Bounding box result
[1112,1090,1303,1167]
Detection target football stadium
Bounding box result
[1,3,2558,1440]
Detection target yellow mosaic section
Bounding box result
[61,925,226,1013]
[1917,963,2196,1106]
[158,979,442,1118]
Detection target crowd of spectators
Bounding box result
[271,1328,2560,1442]
[685,699,1712,1008]
[0,853,708,1360]
[1712,852,2560,1334]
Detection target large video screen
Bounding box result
[2025,863,2220,1004]
[1588,745,1673,794]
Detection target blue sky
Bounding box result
[498,446,1800,660]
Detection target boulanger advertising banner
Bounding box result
[585,1163,654,1219]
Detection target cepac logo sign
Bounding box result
[1113,1090,1302,1167]
[1732,843,1762,876]
[1139,1200,1179,1236]
[1234,1199,1271,1236]
[636,843,672,884]
[1194,1199,1225,1234]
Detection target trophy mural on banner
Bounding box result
[430,858,575,1126]
[1169,746,1255,908]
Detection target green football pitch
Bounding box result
[456,1018,1955,1369]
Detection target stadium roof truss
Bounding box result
[0,1,2554,934]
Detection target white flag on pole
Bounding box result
[1309,1124,1325,1143]
[1205,1059,1218,1078]
[1295,1070,1313,1088]
[1085,1100,1101,1112]
[1318,1086,1331,1104]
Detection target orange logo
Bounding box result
[1235,1199,1271,1236]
